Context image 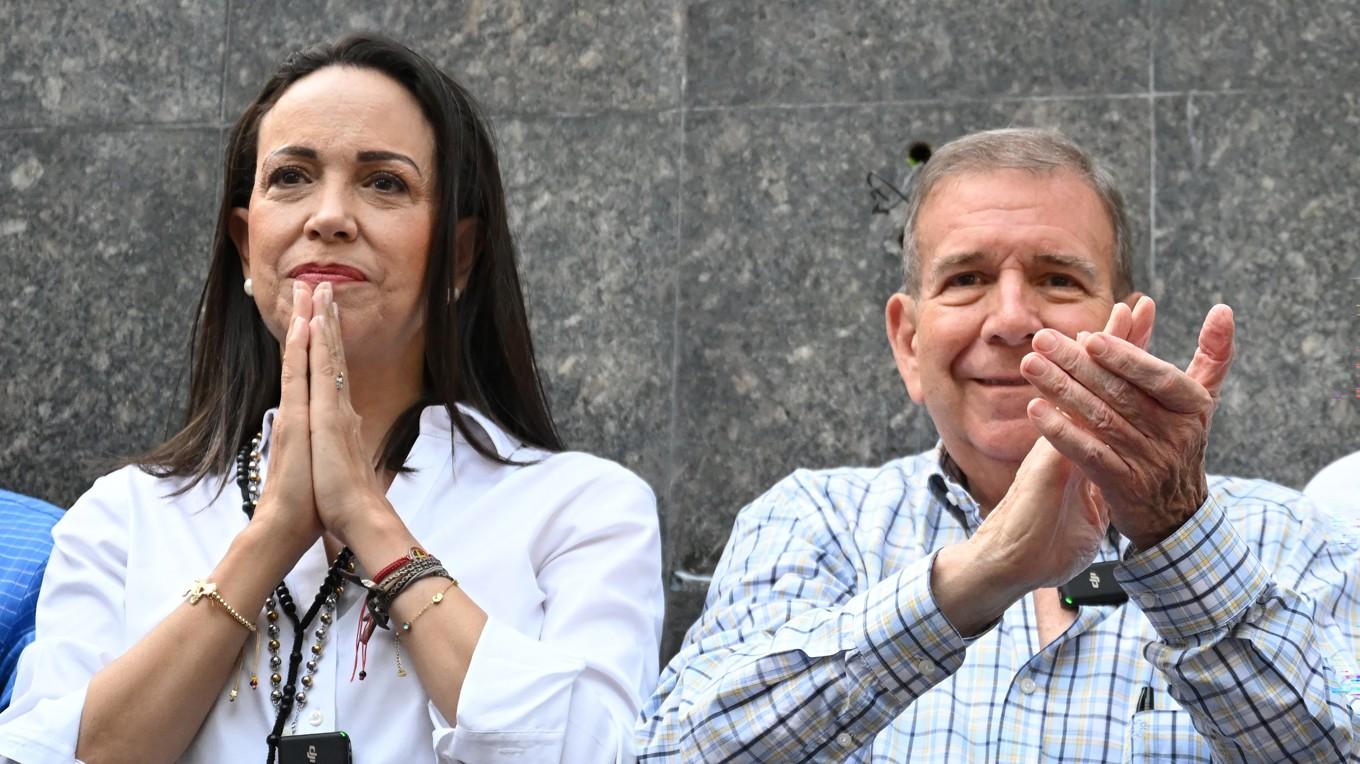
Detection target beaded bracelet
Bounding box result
[183,579,258,633]
[370,564,449,625]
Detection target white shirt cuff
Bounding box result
[430,615,586,762]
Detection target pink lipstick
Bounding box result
[288,263,366,285]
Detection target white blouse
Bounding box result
[0,405,664,763]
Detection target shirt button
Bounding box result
[915,659,934,675]
[309,710,324,727]
[836,732,855,748]
[1139,593,1156,608]
[1019,677,1038,694]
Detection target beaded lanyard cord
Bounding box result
[236,433,355,764]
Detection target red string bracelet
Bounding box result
[371,546,430,586]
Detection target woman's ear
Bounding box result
[886,292,926,403]
[229,207,251,276]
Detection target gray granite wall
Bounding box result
[2,1,1356,658]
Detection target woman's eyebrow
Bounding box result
[265,145,318,161]
[357,150,422,177]
[263,146,423,178]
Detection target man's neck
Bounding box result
[938,445,1020,517]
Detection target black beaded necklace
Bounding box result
[236,435,355,764]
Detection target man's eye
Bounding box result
[947,273,983,288]
[1044,274,1079,288]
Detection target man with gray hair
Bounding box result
[637,128,1360,761]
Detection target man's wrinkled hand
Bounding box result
[1020,298,1236,550]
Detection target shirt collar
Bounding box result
[925,442,984,533]
[419,403,524,460]
[256,402,523,465]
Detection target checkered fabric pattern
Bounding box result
[638,450,1360,762]
[0,491,62,711]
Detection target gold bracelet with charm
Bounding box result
[183,579,258,633]
[392,577,459,677]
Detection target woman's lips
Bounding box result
[288,263,367,285]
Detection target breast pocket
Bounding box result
[1124,710,1214,763]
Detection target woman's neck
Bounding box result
[336,344,426,469]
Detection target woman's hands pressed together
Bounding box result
[250,281,321,560]
[254,279,398,562]
[302,281,394,547]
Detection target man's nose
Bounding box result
[304,181,358,242]
[981,278,1043,347]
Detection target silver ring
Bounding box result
[335,372,345,391]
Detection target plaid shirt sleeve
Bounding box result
[1115,480,1360,763]
[636,471,973,763]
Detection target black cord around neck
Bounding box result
[236,441,354,764]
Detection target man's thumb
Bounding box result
[1185,304,1235,400]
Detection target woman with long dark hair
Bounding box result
[0,34,662,763]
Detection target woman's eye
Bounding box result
[368,173,408,193]
[266,166,308,187]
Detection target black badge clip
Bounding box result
[1058,560,1128,610]
[278,731,353,764]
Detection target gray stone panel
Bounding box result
[1155,0,1360,92]
[0,2,224,126]
[0,129,221,506]
[670,97,1152,596]
[225,0,680,118]
[685,0,1150,107]
[496,112,678,500]
[1153,91,1360,488]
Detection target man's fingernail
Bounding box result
[1033,331,1057,352]
[1088,335,1107,355]
[290,315,303,338]
[1077,331,1090,342]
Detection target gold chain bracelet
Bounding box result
[401,577,459,633]
[392,577,459,678]
[184,579,258,633]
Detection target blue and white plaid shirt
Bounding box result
[0,491,62,712]
[638,448,1360,762]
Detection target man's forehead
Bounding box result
[915,168,1116,275]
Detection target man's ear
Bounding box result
[886,292,925,403]
[229,207,251,277]
[453,218,480,292]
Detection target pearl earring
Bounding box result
[243,278,254,297]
